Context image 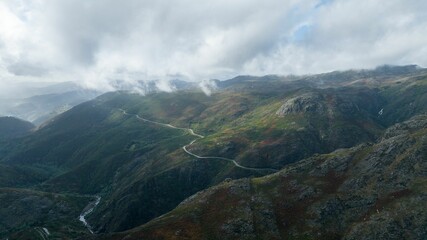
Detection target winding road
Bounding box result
[119,109,278,173]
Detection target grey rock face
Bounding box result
[276,91,360,117]
[276,93,326,116]
[382,114,427,139]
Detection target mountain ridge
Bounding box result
[0,65,426,239]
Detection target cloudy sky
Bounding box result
[0,0,426,92]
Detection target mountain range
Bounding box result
[0,65,426,240]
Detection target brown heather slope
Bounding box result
[100,114,427,240]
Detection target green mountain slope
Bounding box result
[0,188,91,239]
[0,117,34,140]
[0,66,426,239]
[104,114,427,240]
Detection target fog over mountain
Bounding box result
[1,0,427,96]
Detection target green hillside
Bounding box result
[0,66,426,239]
[102,114,427,240]
[0,117,34,140]
[0,188,91,239]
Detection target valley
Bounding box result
[0,65,426,239]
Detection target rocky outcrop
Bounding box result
[276,90,362,117]
[382,114,427,139]
[276,92,326,116]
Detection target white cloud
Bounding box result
[0,0,426,94]
[198,79,218,96]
